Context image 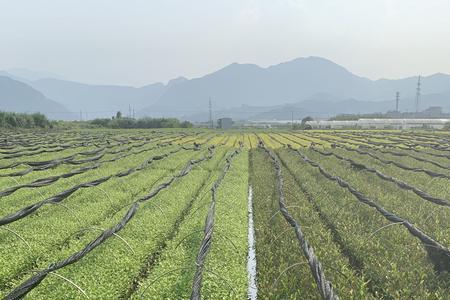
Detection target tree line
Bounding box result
[0,111,53,128]
[0,110,193,129]
[90,112,193,129]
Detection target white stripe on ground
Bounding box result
[247,186,257,299]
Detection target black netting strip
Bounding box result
[0,145,199,227]
[290,146,450,273]
[190,149,240,300]
[4,147,215,300]
[310,147,450,208]
[259,141,339,300]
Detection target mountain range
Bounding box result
[146,57,450,120]
[30,79,166,119]
[1,57,449,121]
[0,75,74,119]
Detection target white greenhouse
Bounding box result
[306,119,450,130]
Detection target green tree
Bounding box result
[0,111,51,128]
[293,116,314,130]
[301,116,314,126]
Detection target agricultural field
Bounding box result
[0,129,450,299]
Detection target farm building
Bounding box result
[217,117,233,129]
[306,119,450,130]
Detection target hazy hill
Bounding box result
[30,79,166,119]
[186,91,450,122]
[167,76,188,87]
[145,56,450,118]
[0,76,73,120]
[4,56,450,121]
[148,57,372,115]
[0,71,30,83]
[2,68,64,81]
[244,91,450,120]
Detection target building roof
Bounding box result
[306,120,358,126]
[306,119,450,126]
[357,119,450,124]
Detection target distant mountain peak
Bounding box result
[273,56,338,66]
[6,68,65,81]
[145,55,450,119]
[167,76,188,87]
[217,62,262,72]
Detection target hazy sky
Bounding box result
[1,0,449,86]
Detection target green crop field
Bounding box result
[1,129,450,299]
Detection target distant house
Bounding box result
[217,117,233,129]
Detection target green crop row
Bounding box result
[0,146,202,294]
[2,147,221,299]
[1,129,450,299]
[278,147,450,298]
[304,148,450,248]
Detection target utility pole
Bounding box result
[209,97,213,129]
[79,110,82,121]
[129,104,132,118]
[415,75,421,115]
[133,109,135,119]
[291,111,294,130]
[396,91,400,113]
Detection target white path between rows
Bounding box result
[247,186,258,300]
